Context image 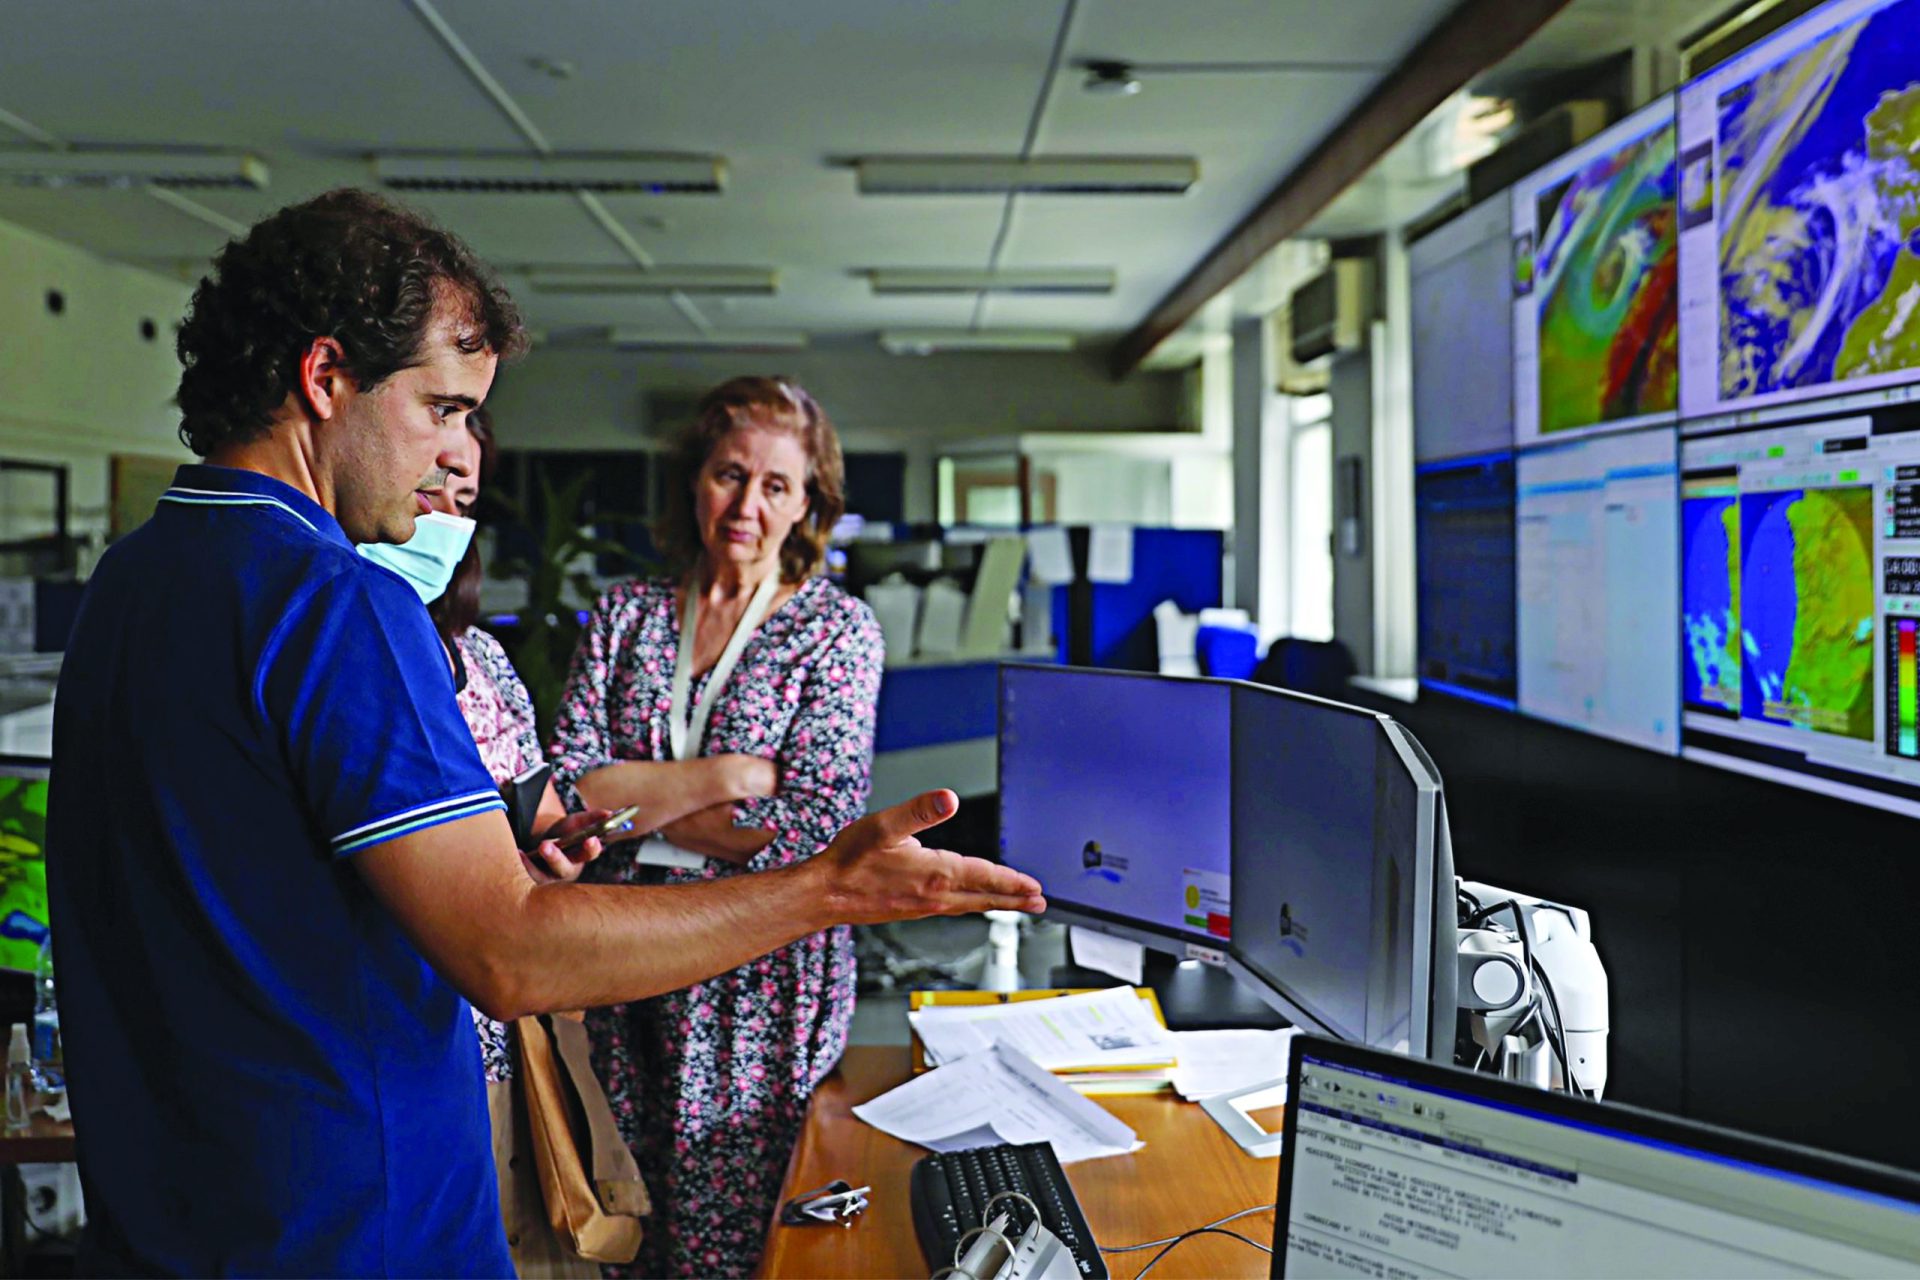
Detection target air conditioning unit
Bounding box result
[1288,259,1374,367]
[1270,307,1330,396]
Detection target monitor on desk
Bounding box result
[997,664,1233,956]
[1275,1035,1920,1278]
[1225,684,1457,1061]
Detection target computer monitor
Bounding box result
[1678,0,1920,431]
[1411,193,1514,464]
[1275,1035,1920,1277]
[0,755,50,974]
[1680,405,1920,816]
[1511,94,1679,446]
[996,664,1233,955]
[1224,683,1457,1061]
[1515,425,1681,754]
[1415,451,1517,709]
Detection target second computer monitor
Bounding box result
[1226,683,1456,1060]
[997,664,1233,955]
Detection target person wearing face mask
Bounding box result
[548,376,883,1279]
[367,407,606,1278]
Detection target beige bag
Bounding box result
[515,1013,651,1264]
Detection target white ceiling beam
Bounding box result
[529,267,777,295]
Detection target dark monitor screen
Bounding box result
[1276,1035,1920,1277]
[1227,684,1451,1058]
[997,665,1233,953]
[1416,452,1517,709]
[0,755,49,974]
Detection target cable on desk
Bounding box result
[1129,1226,1273,1278]
[1101,1202,1276,1252]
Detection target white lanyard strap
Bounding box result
[668,574,780,762]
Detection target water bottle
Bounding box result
[5,1024,29,1134]
[31,936,61,1095]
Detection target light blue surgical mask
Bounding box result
[357,511,477,603]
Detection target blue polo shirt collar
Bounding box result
[160,464,352,551]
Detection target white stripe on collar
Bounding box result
[158,489,321,534]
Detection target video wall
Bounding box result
[1409,0,1920,816]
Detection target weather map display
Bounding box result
[1680,412,1920,815]
[0,760,49,976]
[1512,96,1680,445]
[1678,0,1920,425]
[1516,427,1680,753]
[1412,194,1514,462]
[1416,453,1517,707]
[997,665,1233,951]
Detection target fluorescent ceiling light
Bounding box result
[867,268,1115,296]
[373,152,724,194]
[606,327,808,351]
[529,266,777,295]
[857,157,1195,195]
[879,329,1077,355]
[0,148,268,190]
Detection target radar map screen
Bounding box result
[1680,410,1920,816]
[1679,0,1920,425]
[1512,97,1679,445]
[1516,427,1680,754]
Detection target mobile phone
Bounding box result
[553,804,645,852]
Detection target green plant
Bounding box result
[488,469,654,739]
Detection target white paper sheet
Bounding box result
[851,1042,1141,1163]
[1086,525,1133,584]
[1169,1027,1300,1101]
[1025,527,1074,584]
[1069,927,1144,986]
[908,985,1176,1070]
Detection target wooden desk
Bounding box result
[759,1046,1280,1280]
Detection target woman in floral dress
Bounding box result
[550,376,883,1278]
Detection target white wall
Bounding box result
[483,341,1187,522]
[0,216,194,560]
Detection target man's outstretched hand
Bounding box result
[812,789,1045,925]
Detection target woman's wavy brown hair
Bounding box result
[653,376,845,583]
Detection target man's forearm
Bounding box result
[491,862,832,1015]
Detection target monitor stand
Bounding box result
[1049,951,1288,1032]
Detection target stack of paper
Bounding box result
[908,987,1178,1094]
[1168,1027,1300,1101]
[852,1042,1142,1163]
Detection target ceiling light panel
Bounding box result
[529,267,778,295]
[867,268,1115,296]
[606,327,808,351]
[373,153,725,194]
[856,157,1196,196]
[879,329,1077,355]
[0,149,269,190]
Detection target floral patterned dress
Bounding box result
[549,574,883,1279]
[453,625,542,1084]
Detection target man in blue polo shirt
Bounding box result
[47,189,1045,1276]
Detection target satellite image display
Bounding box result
[1533,121,1679,433]
[1682,484,1741,712]
[1718,0,1920,402]
[1738,485,1876,738]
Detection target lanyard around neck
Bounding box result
[668,574,780,762]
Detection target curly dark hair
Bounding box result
[654,375,846,583]
[174,188,525,456]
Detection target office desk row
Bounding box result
[758,1046,1279,1279]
